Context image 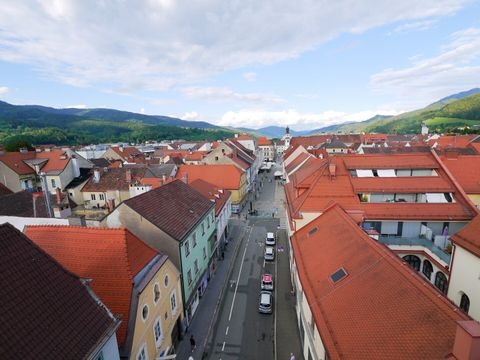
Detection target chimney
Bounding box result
[55,187,62,204]
[19,147,28,153]
[32,192,42,218]
[234,134,238,138]
[162,175,166,182]
[68,215,86,226]
[93,168,101,183]
[107,198,115,212]
[119,145,124,152]
[126,169,132,183]
[450,321,480,360]
[329,163,336,178]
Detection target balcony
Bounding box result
[378,236,451,264]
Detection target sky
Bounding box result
[0,0,480,131]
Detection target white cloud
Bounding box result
[217,108,402,130]
[242,72,257,82]
[66,104,87,109]
[0,1,467,91]
[392,19,437,34]
[181,111,200,120]
[139,107,146,114]
[0,86,10,95]
[371,27,480,107]
[183,86,284,103]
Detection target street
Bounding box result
[204,162,301,360]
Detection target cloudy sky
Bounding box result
[0,0,479,130]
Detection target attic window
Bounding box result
[330,268,347,283]
[308,227,318,236]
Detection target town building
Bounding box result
[1,223,120,360]
[25,226,183,359]
[103,180,216,324]
[176,164,247,213]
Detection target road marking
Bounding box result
[222,341,226,351]
[225,326,229,336]
[228,226,253,321]
[263,259,265,268]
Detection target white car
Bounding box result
[265,232,276,246]
[258,291,273,314]
[264,246,275,261]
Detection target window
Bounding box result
[187,270,192,285]
[203,247,207,260]
[170,291,177,314]
[137,344,148,360]
[164,274,169,288]
[153,318,162,346]
[154,284,160,303]
[95,352,104,360]
[435,272,448,294]
[201,223,205,235]
[330,268,347,283]
[91,194,96,201]
[192,233,197,248]
[164,312,168,320]
[194,259,199,274]
[51,179,56,188]
[99,193,105,201]
[403,255,421,272]
[422,260,433,280]
[185,240,190,257]
[460,293,470,314]
[142,304,149,321]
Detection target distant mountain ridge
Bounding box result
[0,100,234,146]
[313,88,480,134]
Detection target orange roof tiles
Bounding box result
[111,146,143,159]
[440,155,480,194]
[185,151,207,161]
[190,179,231,216]
[451,215,480,257]
[0,150,71,175]
[351,176,452,193]
[430,135,477,149]
[343,153,439,169]
[257,136,272,146]
[292,204,469,359]
[176,164,243,189]
[285,153,478,221]
[285,152,311,175]
[24,226,160,347]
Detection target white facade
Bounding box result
[94,332,120,360]
[448,245,480,320]
[216,193,232,245]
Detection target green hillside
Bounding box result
[0,100,235,146]
[318,89,480,134]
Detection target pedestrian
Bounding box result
[290,353,295,360]
[190,335,196,352]
[272,212,274,218]
[222,251,225,260]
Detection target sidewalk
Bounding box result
[174,219,246,360]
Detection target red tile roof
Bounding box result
[176,164,244,190]
[292,204,469,359]
[189,179,232,216]
[124,179,214,241]
[285,152,311,175]
[110,146,143,159]
[429,135,477,149]
[343,153,439,169]
[81,167,147,192]
[451,215,480,257]
[0,150,71,175]
[440,155,480,194]
[0,182,13,196]
[258,136,272,146]
[24,226,159,347]
[1,223,117,359]
[284,153,478,222]
[185,151,207,161]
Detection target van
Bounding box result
[261,274,274,291]
[264,246,275,261]
[265,232,276,246]
[258,291,273,314]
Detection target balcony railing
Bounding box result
[378,236,451,264]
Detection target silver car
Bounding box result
[258,291,273,314]
[264,246,275,261]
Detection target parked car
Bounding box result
[258,291,273,314]
[261,274,274,291]
[265,232,276,246]
[264,246,275,261]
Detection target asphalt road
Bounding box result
[206,165,282,360]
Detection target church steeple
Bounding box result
[286,125,290,135]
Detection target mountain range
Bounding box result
[1,88,480,147]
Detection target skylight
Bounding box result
[330,268,347,283]
[308,227,318,236]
